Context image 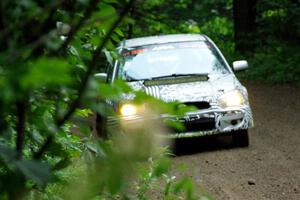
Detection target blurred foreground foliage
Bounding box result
[0,0,211,199]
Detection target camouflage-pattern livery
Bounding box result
[125,73,253,138]
[109,34,254,138]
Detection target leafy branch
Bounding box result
[57,0,102,54]
[56,0,136,127]
[34,0,136,160]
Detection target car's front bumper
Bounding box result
[108,105,254,138]
[168,105,253,138]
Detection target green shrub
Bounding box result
[240,40,300,83]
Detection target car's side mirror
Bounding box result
[94,73,107,82]
[232,60,249,71]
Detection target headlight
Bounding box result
[119,103,137,116]
[218,90,244,108]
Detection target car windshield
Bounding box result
[118,41,228,81]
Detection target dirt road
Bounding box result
[172,82,300,200]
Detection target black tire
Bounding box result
[232,129,249,147]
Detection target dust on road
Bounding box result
[172,82,300,200]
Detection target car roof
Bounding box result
[121,34,207,48]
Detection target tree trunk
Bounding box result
[233,0,257,53]
[96,112,107,138]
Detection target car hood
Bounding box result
[127,73,242,103]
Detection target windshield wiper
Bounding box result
[151,73,209,80]
[125,73,209,82]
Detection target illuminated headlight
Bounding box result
[119,103,137,116]
[218,90,245,108]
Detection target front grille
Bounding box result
[168,116,215,133]
[183,101,210,109]
[184,117,215,132]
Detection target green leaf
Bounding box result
[22,57,71,89]
[113,79,132,93]
[164,119,185,131]
[46,140,69,158]
[52,158,71,171]
[111,33,121,43]
[96,3,117,17]
[15,159,51,187]
[103,0,119,3]
[69,46,80,58]
[98,80,132,100]
[75,108,93,117]
[115,27,124,37]
[173,178,195,200]
[152,158,171,177]
[173,178,191,194]
[0,144,17,163]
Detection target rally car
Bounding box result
[96,34,254,146]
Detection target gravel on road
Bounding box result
[172,82,300,200]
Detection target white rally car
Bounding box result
[97,34,254,146]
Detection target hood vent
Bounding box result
[144,86,160,98]
[144,76,208,86]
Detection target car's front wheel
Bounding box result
[232,129,249,147]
